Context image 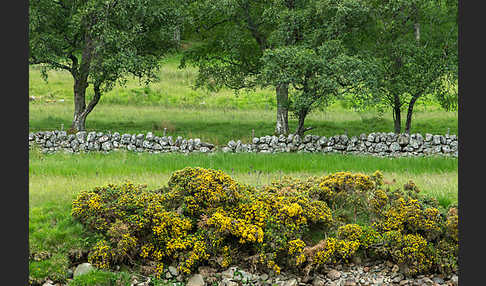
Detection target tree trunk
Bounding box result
[405,96,419,134]
[295,106,310,136]
[70,35,95,132]
[392,105,401,134]
[275,83,289,135]
[72,77,89,131]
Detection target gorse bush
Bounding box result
[72,167,458,278]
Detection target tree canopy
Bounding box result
[29,0,183,131]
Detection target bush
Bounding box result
[72,168,458,278]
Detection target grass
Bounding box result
[29,150,458,208]
[28,150,457,284]
[29,52,457,145]
[29,101,458,145]
[29,51,458,285]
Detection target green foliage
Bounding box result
[354,0,458,131]
[29,0,184,130]
[68,270,132,286]
[71,168,458,278]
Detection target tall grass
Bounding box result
[29,150,458,208]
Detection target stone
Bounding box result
[312,276,326,286]
[398,134,409,146]
[42,280,55,286]
[168,266,179,277]
[221,147,231,153]
[76,131,87,143]
[432,277,444,284]
[260,273,269,281]
[318,136,328,146]
[327,269,341,281]
[450,274,458,286]
[285,278,298,286]
[228,140,236,149]
[101,142,112,151]
[344,280,356,286]
[186,274,205,286]
[73,263,94,277]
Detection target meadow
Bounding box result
[28,53,458,285]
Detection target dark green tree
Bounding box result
[29,0,182,131]
[357,0,458,134]
[259,0,374,135]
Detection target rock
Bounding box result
[186,274,205,286]
[312,276,326,286]
[260,273,269,281]
[449,274,458,286]
[285,278,298,286]
[101,142,112,151]
[42,280,55,286]
[398,134,409,146]
[168,266,178,277]
[344,279,356,286]
[73,262,94,277]
[399,279,409,285]
[327,269,341,281]
[432,277,445,284]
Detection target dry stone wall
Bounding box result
[29,130,458,157]
[222,132,458,157]
[28,131,215,154]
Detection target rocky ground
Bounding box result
[41,260,458,286]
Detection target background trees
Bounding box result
[29,0,182,131]
[353,0,458,134]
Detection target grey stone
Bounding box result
[101,142,112,151]
[398,134,409,146]
[228,140,236,148]
[433,135,441,145]
[389,142,400,152]
[222,147,231,153]
[285,278,298,286]
[252,137,259,144]
[327,269,341,281]
[186,274,205,286]
[87,131,96,142]
[76,131,87,143]
[312,276,326,286]
[367,134,375,142]
[432,277,444,284]
[73,263,94,277]
[142,140,152,149]
[168,266,179,277]
[200,147,210,153]
[425,133,433,141]
[303,135,312,143]
[318,136,328,146]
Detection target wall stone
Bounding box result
[29,130,458,157]
[28,131,215,154]
[222,132,458,157]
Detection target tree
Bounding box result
[29,0,182,131]
[357,0,458,134]
[181,0,376,135]
[259,0,373,135]
[180,0,289,134]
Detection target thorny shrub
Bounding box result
[72,168,458,278]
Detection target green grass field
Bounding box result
[29,52,458,285]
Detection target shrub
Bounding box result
[72,168,458,278]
